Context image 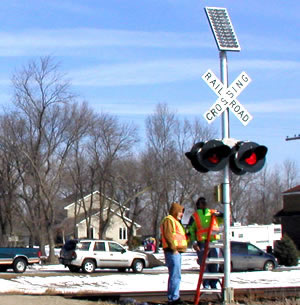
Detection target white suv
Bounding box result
[59,239,149,273]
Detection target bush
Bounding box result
[274,235,299,266]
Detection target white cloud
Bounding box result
[85,96,300,117]
[247,99,300,113]
[70,59,216,87]
[241,33,300,53]
[171,98,300,116]
[0,27,298,57]
[231,59,300,71]
[0,28,210,56]
[69,58,300,87]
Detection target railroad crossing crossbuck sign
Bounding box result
[202,69,253,126]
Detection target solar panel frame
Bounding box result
[205,7,241,52]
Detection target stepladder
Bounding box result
[194,214,224,304]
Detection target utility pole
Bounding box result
[286,134,300,141]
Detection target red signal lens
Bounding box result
[245,152,257,165]
[208,154,219,164]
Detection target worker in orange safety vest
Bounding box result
[187,197,223,289]
[160,202,187,305]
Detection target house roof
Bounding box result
[64,190,128,211]
[283,185,300,194]
[61,190,140,230]
[63,190,103,209]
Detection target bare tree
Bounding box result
[246,166,281,225]
[173,117,217,207]
[2,57,298,257]
[60,110,97,240]
[142,103,179,245]
[9,56,92,262]
[267,166,284,217]
[142,103,218,246]
[86,112,139,239]
[230,173,254,224]
[113,157,150,249]
[0,114,21,246]
[282,159,299,189]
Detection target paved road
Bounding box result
[0,295,113,305]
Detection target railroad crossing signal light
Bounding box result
[230,141,268,175]
[185,140,231,173]
[186,139,268,175]
[185,142,209,173]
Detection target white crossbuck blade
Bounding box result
[202,69,253,126]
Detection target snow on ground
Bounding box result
[0,250,299,295]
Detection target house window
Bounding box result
[119,227,127,240]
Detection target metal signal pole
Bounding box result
[220,51,233,304]
[204,7,241,304]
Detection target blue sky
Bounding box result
[0,0,299,170]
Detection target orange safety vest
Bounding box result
[193,209,221,241]
[161,215,187,248]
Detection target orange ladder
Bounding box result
[194,214,224,304]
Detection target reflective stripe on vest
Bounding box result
[193,209,220,241]
[161,215,187,248]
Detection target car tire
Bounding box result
[132,259,144,273]
[68,265,81,273]
[82,259,96,273]
[13,258,27,273]
[263,260,275,271]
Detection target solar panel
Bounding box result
[205,7,241,52]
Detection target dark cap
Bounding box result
[196,197,207,209]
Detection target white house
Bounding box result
[60,191,141,245]
[230,223,282,251]
[75,209,141,244]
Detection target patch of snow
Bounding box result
[0,248,298,295]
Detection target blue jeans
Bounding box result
[164,251,182,301]
[196,241,219,289]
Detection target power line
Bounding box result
[286,134,300,141]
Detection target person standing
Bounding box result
[160,202,187,305]
[187,197,223,289]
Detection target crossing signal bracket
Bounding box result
[214,183,231,203]
[214,184,223,203]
